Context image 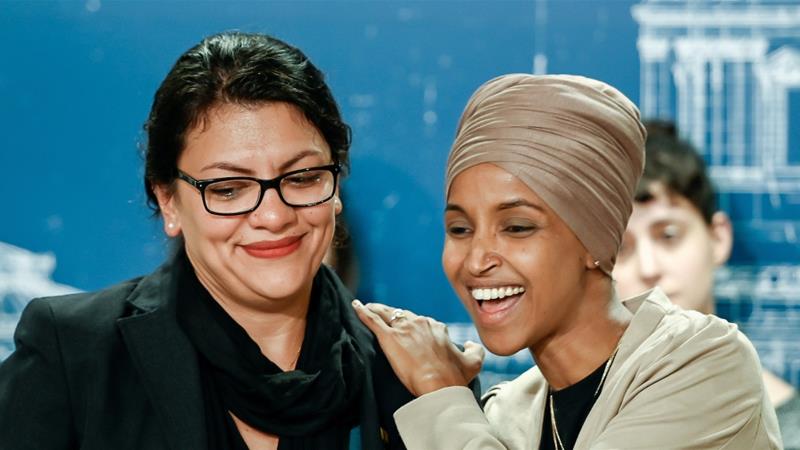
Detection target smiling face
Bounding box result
[612,182,731,314]
[154,101,341,310]
[442,163,597,356]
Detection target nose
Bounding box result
[247,187,297,232]
[464,233,501,276]
[635,239,662,286]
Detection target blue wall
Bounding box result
[0,0,639,318]
[1,1,798,386]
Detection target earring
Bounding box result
[167,223,175,229]
[593,260,600,267]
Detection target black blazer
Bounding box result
[0,259,438,449]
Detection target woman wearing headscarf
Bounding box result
[354,74,782,449]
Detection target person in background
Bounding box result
[353,74,782,449]
[613,120,799,448]
[0,31,413,450]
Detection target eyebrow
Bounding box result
[200,149,327,175]
[445,203,466,214]
[649,217,685,228]
[445,198,547,213]
[497,199,546,212]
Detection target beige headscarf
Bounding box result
[445,74,646,275]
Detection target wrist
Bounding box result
[414,372,463,396]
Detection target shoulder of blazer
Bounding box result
[29,261,174,340]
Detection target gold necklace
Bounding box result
[549,345,620,450]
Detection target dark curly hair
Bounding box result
[143,31,351,214]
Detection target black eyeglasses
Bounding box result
[176,164,340,216]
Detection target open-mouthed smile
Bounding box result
[466,285,526,324]
[470,285,526,301]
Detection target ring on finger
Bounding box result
[389,308,407,324]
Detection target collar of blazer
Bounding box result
[116,252,207,450]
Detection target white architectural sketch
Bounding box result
[716,265,800,385]
[633,0,800,385]
[633,0,800,192]
[0,242,79,360]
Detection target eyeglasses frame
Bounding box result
[176,163,341,216]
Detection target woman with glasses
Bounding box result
[0,31,414,450]
[354,74,781,449]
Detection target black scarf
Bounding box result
[175,252,381,449]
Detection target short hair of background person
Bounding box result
[639,120,716,223]
[613,120,798,445]
[0,31,417,450]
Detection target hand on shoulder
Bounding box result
[352,300,484,397]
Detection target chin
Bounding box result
[477,329,527,357]
[253,284,306,302]
[245,268,313,300]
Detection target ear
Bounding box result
[584,252,601,270]
[153,184,182,237]
[709,211,733,266]
[333,193,343,216]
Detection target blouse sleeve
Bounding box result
[0,298,76,449]
[394,386,509,450]
[588,328,782,449]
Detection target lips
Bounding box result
[241,235,303,259]
[466,283,525,327]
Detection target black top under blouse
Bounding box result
[539,359,609,450]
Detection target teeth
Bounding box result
[470,286,525,301]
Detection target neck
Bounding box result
[700,295,716,315]
[217,295,309,371]
[189,256,311,371]
[531,277,631,391]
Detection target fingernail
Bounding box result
[352,299,363,308]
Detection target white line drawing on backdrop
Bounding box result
[0,241,79,360]
[633,0,800,385]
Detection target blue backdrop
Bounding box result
[0,0,639,314]
[1,1,798,387]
